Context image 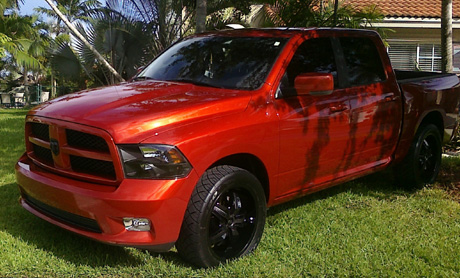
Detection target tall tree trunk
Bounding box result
[441,0,453,73]
[333,0,339,26]
[43,0,125,82]
[196,0,206,33]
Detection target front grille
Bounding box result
[66,129,109,152]
[23,193,102,233]
[33,144,53,163]
[70,155,116,180]
[31,122,50,141]
[26,119,119,185]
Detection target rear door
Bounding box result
[336,36,402,170]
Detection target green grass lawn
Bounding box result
[1,108,460,277]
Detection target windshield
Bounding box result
[137,36,288,90]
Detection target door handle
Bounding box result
[330,104,348,113]
[381,95,400,103]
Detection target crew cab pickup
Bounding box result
[16,28,460,267]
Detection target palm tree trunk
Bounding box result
[441,0,453,73]
[43,0,125,82]
[333,0,339,26]
[196,0,206,33]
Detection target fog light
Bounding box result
[123,218,151,231]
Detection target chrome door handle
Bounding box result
[330,105,348,113]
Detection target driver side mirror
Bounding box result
[294,73,334,96]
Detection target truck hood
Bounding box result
[30,80,252,143]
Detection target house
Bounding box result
[344,0,460,72]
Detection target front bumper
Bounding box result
[15,153,199,251]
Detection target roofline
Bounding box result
[372,17,460,28]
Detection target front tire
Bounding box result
[395,124,442,189]
[176,165,267,267]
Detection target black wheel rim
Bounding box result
[208,187,257,260]
[418,135,439,182]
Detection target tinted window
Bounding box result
[138,36,288,90]
[340,37,386,86]
[281,38,338,96]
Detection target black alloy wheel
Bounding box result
[418,135,439,182]
[208,186,257,259]
[176,165,266,267]
[395,124,442,188]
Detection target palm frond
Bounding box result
[50,40,82,79]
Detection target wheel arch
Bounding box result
[209,153,270,202]
[416,110,444,141]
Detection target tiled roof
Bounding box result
[343,0,460,18]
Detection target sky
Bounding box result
[19,0,49,15]
[19,0,105,16]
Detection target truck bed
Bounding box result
[395,70,459,88]
[394,69,460,146]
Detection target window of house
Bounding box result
[340,37,387,87]
[453,45,460,72]
[387,43,442,72]
[387,44,417,70]
[419,44,442,71]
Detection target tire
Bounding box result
[395,124,442,189]
[176,165,267,267]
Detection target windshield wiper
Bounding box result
[168,78,224,89]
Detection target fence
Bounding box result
[0,85,80,108]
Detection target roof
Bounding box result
[343,0,460,19]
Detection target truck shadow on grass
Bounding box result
[267,169,411,217]
[0,183,183,268]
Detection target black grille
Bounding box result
[31,122,50,141]
[33,144,53,163]
[66,129,109,152]
[23,193,102,233]
[70,155,116,180]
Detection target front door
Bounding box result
[275,37,352,198]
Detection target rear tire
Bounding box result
[395,124,442,189]
[176,165,266,267]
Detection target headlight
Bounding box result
[118,144,192,179]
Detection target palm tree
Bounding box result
[34,0,100,35]
[0,2,48,84]
[44,0,124,83]
[111,0,194,55]
[48,0,197,87]
[196,0,206,33]
[50,0,174,86]
[441,0,453,73]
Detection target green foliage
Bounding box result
[1,109,460,276]
[0,32,11,58]
[33,0,101,34]
[0,6,50,89]
[250,0,391,38]
[204,0,253,30]
[251,0,389,38]
[0,14,45,70]
[46,0,195,86]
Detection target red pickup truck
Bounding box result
[16,28,460,267]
